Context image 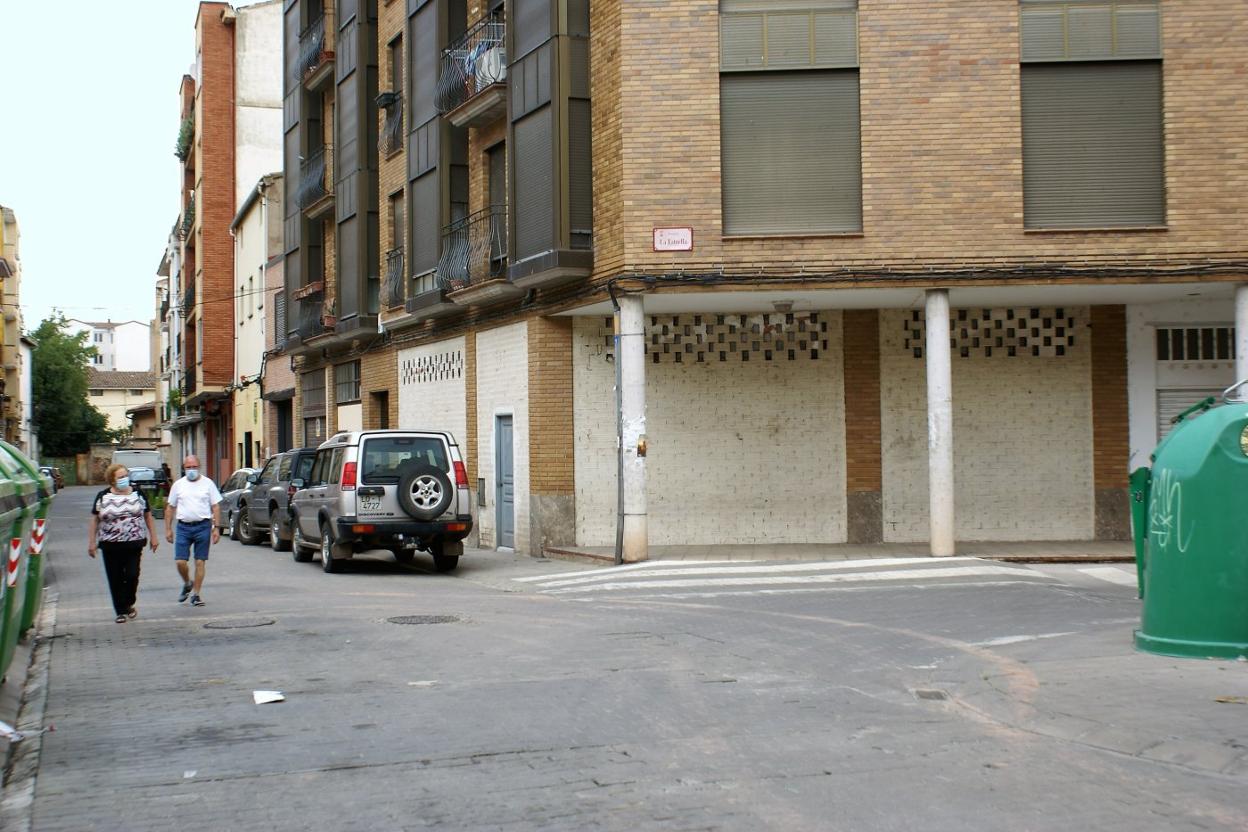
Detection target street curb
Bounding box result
[0,590,58,832]
[984,555,1137,564]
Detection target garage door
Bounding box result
[1157,388,1224,440]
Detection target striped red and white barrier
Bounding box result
[29,519,46,556]
[6,537,20,588]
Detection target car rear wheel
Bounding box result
[269,507,291,551]
[237,505,258,545]
[397,464,453,521]
[320,522,343,573]
[291,520,313,563]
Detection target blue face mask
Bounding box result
[115,477,130,490]
[186,469,201,481]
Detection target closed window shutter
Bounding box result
[1020,2,1161,62]
[720,8,857,70]
[513,107,553,258]
[1021,62,1164,228]
[720,71,861,235]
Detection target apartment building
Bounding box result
[165,0,282,480]
[64,319,151,372]
[283,0,1248,559]
[0,206,27,450]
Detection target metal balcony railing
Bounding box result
[182,278,195,316]
[379,101,404,156]
[437,205,508,292]
[297,145,333,210]
[297,292,326,340]
[179,196,195,240]
[435,13,506,114]
[384,247,405,308]
[298,12,332,79]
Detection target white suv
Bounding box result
[289,430,473,573]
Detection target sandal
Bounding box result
[114,615,127,624]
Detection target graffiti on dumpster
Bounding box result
[1149,467,1193,554]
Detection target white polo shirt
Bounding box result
[168,476,223,522]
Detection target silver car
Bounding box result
[290,430,472,573]
[218,468,257,539]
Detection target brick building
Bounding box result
[283,0,1248,559]
[162,1,282,481]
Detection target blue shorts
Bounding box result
[175,520,213,561]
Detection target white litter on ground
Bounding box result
[252,690,285,705]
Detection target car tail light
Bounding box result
[341,461,357,491]
[352,524,375,533]
[453,460,468,488]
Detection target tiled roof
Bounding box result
[86,369,156,390]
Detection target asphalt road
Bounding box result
[6,486,1246,831]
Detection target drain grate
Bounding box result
[387,615,462,625]
[203,618,276,630]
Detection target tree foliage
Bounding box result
[31,314,115,456]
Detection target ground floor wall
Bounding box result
[233,384,264,469]
[474,322,530,551]
[573,311,849,546]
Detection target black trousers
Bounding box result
[100,541,144,616]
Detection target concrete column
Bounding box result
[1237,285,1248,392]
[618,294,648,562]
[925,289,956,557]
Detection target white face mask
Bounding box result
[186,469,201,481]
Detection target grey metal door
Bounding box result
[495,415,514,549]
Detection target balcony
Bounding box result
[179,196,195,241]
[383,247,405,309]
[435,13,507,128]
[182,278,196,317]
[299,9,335,88]
[296,290,327,341]
[298,145,334,216]
[378,97,403,157]
[439,205,520,305]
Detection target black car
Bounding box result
[235,448,318,550]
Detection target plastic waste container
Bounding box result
[1135,384,1248,659]
[0,450,35,680]
[1128,467,1151,599]
[0,442,55,635]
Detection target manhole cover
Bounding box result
[387,615,462,625]
[203,618,276,630]
[913,688,949,701]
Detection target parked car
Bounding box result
[112,450,168,488]
[235,448,318,550]
[38,466,63,492]
[217,467,258,540]
[290,430,472,573]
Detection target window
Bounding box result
[389,191,404,250]
[92,355,103,365]
[1020,0,1165,228]
[293,453,315,483]
[718,0,861,235]
[389,34,403,93]
[277,454,293,482]
[302,370,327,446]
[1155,327,1237,363]
[310,450,330,486]
[334,360,361,403]
[89,389,104,396]
[94,332,103,343]
[129,389,145,396]
[328,448,345,484]
[258,458,278,484]
[360,436,448,484]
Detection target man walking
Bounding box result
[163,455,223,607]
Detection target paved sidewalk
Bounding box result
[545,540,1135,564]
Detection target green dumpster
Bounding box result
[0,442,55,635]
[0,450,35,680]
[1135,384,1248,660]
[1128,467,1151,599]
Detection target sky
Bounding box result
[0,1,266,329]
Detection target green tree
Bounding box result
[31,314,114,456]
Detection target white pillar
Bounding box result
[1236,285,1248,392]
[925,289,956,557]
[618,293,648,562]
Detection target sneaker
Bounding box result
[190,595,205,607]
[178,583,193,603]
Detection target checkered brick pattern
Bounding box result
[594,312,831,364]
[400,350,465,386]
[905,307,1079,359]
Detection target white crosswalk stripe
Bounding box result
[516,556,1057,599]
[1078,566,1139,587]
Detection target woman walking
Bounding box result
[87,464,159,623]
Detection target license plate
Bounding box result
[359,495,381,511]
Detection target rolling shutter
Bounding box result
[720,71,861,235]
[513,107,554,258]
[720,1,857,71]
[1157,389,1222,441]
[1021,61,1164,228]
[1021,2,1161,62]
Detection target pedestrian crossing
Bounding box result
[515,556,1067,600]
